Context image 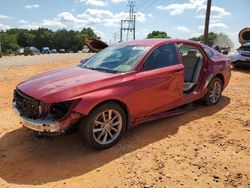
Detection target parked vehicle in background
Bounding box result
[42,47,51,54]
[213,45,230,55]
[51,49,57,53]
[82,45,89,53]
[18,48,24,55]
[13,39,231,149]
[24,47,40,56]
[59,49,66,53]
[230,27,250,67]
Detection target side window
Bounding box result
[202,46,217,58]
[178,44,203,59]
[143,43,178,71]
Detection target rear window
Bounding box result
[202,46,218,58]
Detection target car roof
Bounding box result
[119,39,202,47]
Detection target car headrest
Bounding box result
[187,50,197,57]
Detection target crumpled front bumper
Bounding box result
[13,102,60,133]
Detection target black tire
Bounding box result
[79,102,126,150]
[203,77,223,106]
[231,61,238,68]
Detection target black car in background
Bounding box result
[24,47,40,56]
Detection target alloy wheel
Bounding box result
[209,80,222,104]
[92,109,122,145]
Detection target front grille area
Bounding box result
[13,89,43,119]
[13,89,74,120]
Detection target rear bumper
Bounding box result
[13,102,60,133]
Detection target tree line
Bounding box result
[0,27,98,54]
[0,28,234,55]
[147,31,233,48]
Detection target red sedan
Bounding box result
[13,39,231,149]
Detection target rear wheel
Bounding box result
[204,77,223,106]
[79,102,126,150]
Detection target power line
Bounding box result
[141,0,159,13]
[139,0,181,14]
[136,0,152,12]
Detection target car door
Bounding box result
[133,43,184,119]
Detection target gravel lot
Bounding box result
[0,54,250,188]
[0,53,94,67]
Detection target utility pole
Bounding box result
[204,0,212,45]
[120,0,136,41]
[0,31,2,58]
[0,41,2,58]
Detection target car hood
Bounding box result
[85,37,108,52]
[17,66,123,103]
[239,28,250,44]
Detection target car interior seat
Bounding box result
[182,50,203,92]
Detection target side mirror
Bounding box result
[80,58,89,65]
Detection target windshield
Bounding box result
[82,45,150,73]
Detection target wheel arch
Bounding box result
[87,99,131,129]
[214,73,225,89]
[205,73,225,90]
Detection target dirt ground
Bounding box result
[0,54,250,188]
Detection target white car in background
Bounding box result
[230,27,250,67]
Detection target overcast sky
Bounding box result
[0,0,249,47]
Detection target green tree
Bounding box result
[32,28,54,50]
[52,29,75,51]
[189,32,219,46]
[0,27,99,55]
[72,32,85,52]
[2,34,19,54]
[18,31,36,47]
[81,27,97,38]
[147,31,170,39]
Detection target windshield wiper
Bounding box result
[95,67,119,73]
[83,66,119,73]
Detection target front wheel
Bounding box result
[79,102,126,150]
[203,77,223,106]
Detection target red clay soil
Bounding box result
[0,57,250,188]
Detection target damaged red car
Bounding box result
[13,39,231,149]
